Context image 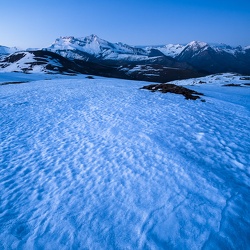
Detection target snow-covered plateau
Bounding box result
[0,73,250,249]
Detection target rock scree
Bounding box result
[140,83,204,100]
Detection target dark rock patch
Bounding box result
[244,83,250,86]
[222,83,243,87]
[198,80,206,84]
[240,77,250,80]
[86,75,94,79]
[0,81,29,86]
[141,83,204,100]
[3,53,26,63]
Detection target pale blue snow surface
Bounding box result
[0,74,250,249]
[0,72,86,84]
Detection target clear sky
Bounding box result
[1,0,250,48]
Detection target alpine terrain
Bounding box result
[1,35,250,81]
[0,34,250,249]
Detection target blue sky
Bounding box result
[1,0,250,48]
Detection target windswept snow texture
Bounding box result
[0,74,250,249]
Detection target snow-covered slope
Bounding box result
[146,41,249,58]
[178,41,249,57]
[0,51,82,74]
[0,45,19,55]
[209,43,244,55]
[0,50,203,82]
[0,51,40,73]
[182,41,209,55]
[119,64,203,82]
[169,72,250,86]
[155,44,185,57]
[0,73,250,249]
[176,41,250,74]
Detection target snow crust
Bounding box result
[0,72,49,83]
[0,73,250,249]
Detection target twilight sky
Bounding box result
[1,0,250,48]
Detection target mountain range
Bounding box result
[0,35,249,82]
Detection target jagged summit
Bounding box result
[181,41,210,55]
[187,41,208,48]
[47,34,149,60]
[51,34,122,50]
[85,34,101,41]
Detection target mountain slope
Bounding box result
[145,44,185,58]
[46,35,250,75]
[176,41,250,74]
[0,50,81,74]
[44,34,204,81]
[46,35,193,69]
[0,50,203,82]
[1,35,249,80]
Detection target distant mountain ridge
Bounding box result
[0,45,20,56]
[45,35,250,75]
[46,35,250,59]
[175,41,250,74]
[0,35,249,82]
[46,35,160,63]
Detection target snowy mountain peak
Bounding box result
[86,34,100,41]
[80,34,107,46]
[52,36,75,47]
[46,34,149,60]
[186,41,209,50]
[50,35,112,54]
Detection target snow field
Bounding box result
[0,75,250,249]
